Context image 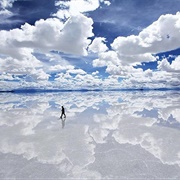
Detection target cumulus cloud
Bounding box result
[67,69,86,75]
[0,12,94,88]
[29,69,50,81]
[158,56,180,72]
[108,12,180,67]
[119,70,180,89]
[92,50,145,77]
[0,48,42,75]
[53,71,120,90]
[49,64,74,73]
[88,37,108,53]
[0,15,93,57]
[91,12,180,89]
[0,72,14,80]
[112,12,180,57]
[54,0,111,19]
[93,51,120,67]
[0,1,179,90]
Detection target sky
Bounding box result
[0,0,180,90]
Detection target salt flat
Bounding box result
[0,91,180,179]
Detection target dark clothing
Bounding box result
[60,106,66,119]
[62,107,65,114]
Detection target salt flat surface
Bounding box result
[0,91,180,179]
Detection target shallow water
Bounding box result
[0,91,180,179]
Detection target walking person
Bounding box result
[60,106,66,119]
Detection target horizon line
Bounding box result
[0,88,180,93]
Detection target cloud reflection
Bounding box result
[0,91,179,178]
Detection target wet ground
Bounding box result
[0,91,180,179]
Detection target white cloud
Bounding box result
[103,0,111,6]
[106,64,143,77]
[30,69,50,81]
[93,51,120,67]
[53,0,99,19]
[144,69,153,77]
[67,69,86,75]
[0,0,15,23]
[92,51,146,77]
[0,2,179,91]
[119,70,180,89]
[118,53,157,65]
[0,91,179,178]
[101,12,180,81]
[0,73,14,80]
[88,37,108,53]
[0,97,96,175]
[158,56,180,72]
[0,12,94,88]
[0,14,94,58]
[112,12,180,57]
[49,64,74,73]
[0,9,12,16]
[54,0,110,19]
[92,71,99,76]
[68,0,100,15]
[0,48,42,75]
[0,0,16,9]
[53,72,120,90]
[57,14,94,56]
[90,12,180,89]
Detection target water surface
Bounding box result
[0,91,180,179]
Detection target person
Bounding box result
[60,106,66,119]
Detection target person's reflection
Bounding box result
[60,106,66,129]
[61,117,66,129]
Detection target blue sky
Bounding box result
[0,0,180,90]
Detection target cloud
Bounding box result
[57,14,94,56]
[54,0,111,19]
[93,51,120,67]
[0,72,14,80]
[0,93,102,177]
[158,56,180,72]
[0,0,16,9]
[0,1,179,90]
[0,48,42,75]
[53,72,120,90]
[100,12,180,70]
[119,70,180,89]
[29,69,50,81]
[0,15,93,57]
[0,0,17,26]
[92,51,145,77]
[67,69,86,75]
[0,91,179,178]
[88,37,108,53]
[0,9,12,17]
[0,13,94,88]
[112,12,180,58]
[49,64,74,73]
[103,0,111,6]
[88,91,180,167]
[91,12,180,89]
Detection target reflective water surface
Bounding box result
[0,91,180,179]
